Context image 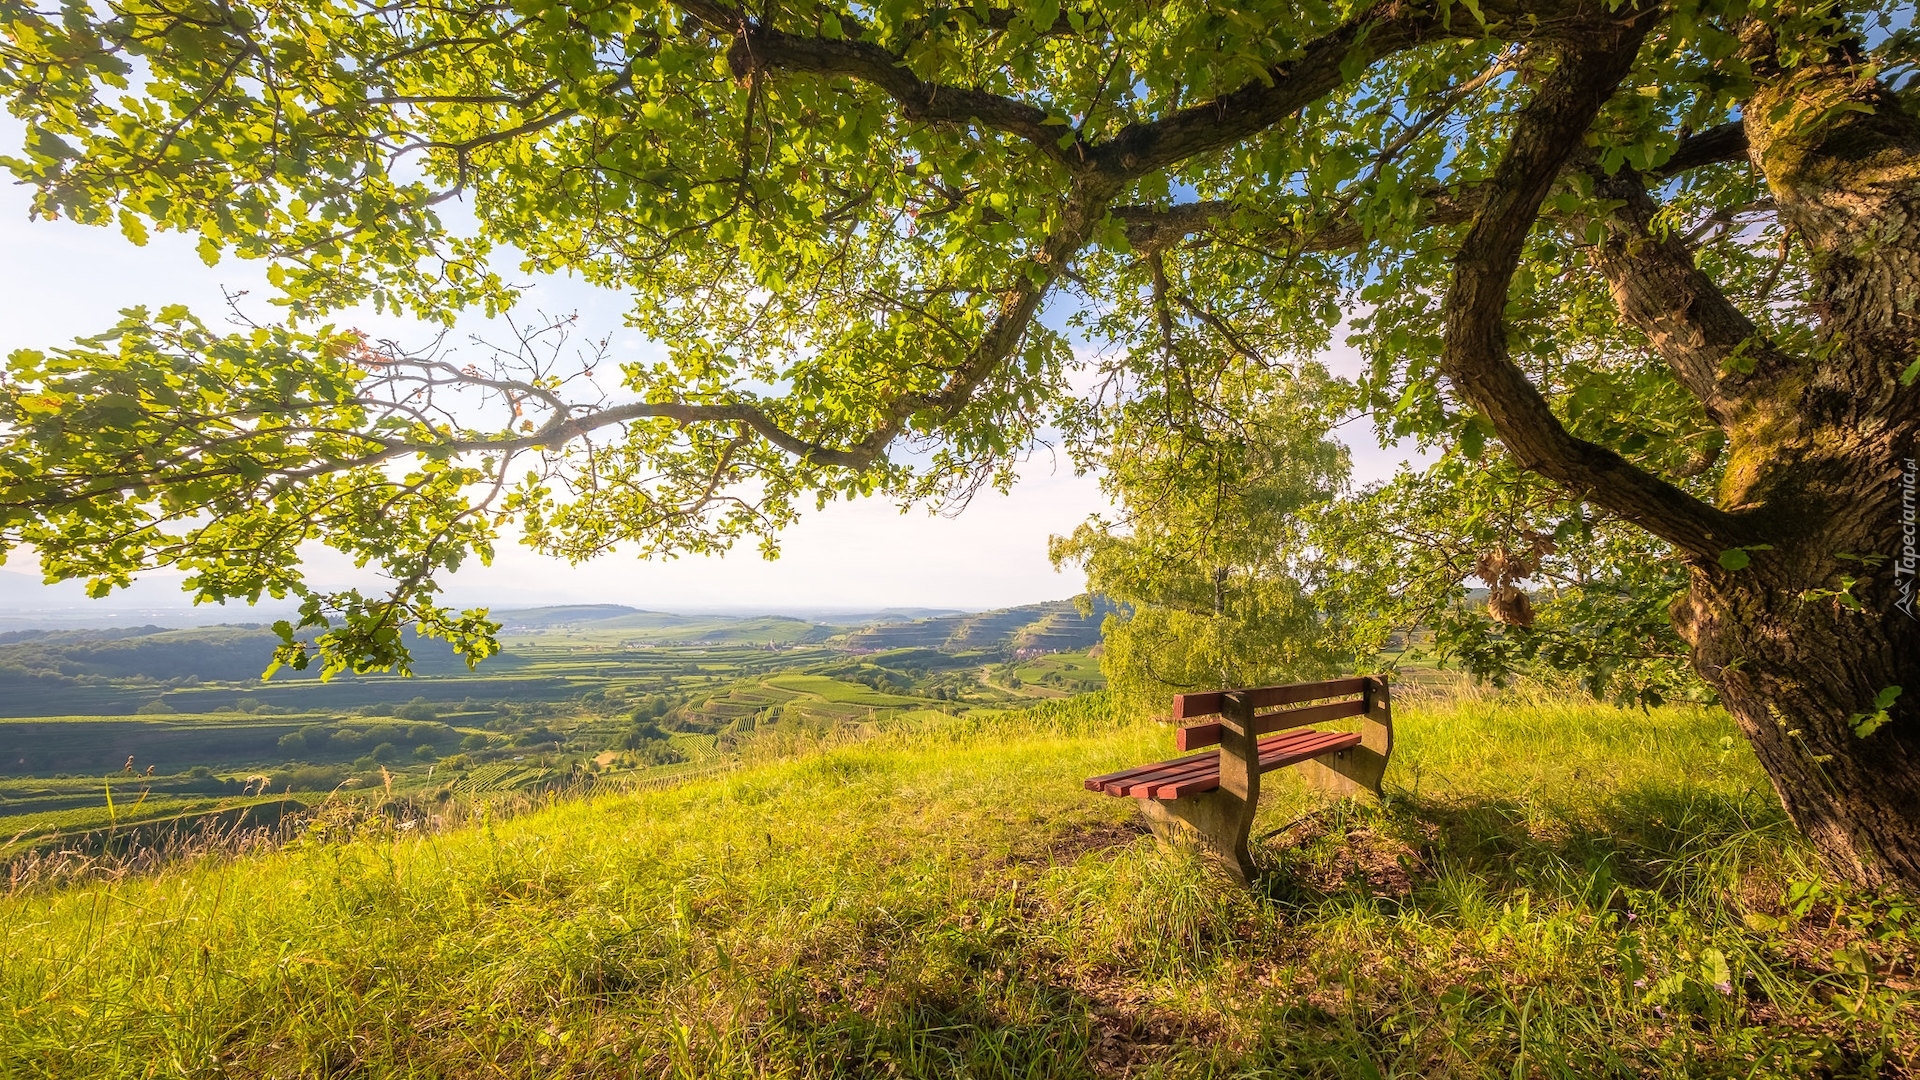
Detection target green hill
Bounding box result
[842,599,1113,653]
[1,694,1912,1077]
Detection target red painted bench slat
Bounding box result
[1090,729,1363,800]
[1175,697,1369,751]
[1082,749,1215,792]
[1148,731,1362,799]
[1123,730,1339,799]
[1171,676,1367,720]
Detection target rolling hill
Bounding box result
[839,598,1114,653]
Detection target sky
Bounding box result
[0,143,1415,617]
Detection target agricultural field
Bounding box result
[0,604,1106,862]
[1014,649,1106,694]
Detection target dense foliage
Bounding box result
[0,0,1825,673]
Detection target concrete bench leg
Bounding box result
[1294,676,1393,799]
[1138,690,1259,883]
[1139,792,1258,884]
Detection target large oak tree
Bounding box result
[4,0,1919,884]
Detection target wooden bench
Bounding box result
[1083,676,1392,883]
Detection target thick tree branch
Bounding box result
[1110,121,1751,254]
[719,20,1083,166]
[1113,187,1487,254]
[1441,19,1755,559]
[708,0,1618,182]
[1588,166,1801,426]
[844,181,1111,457]
[1653,120,1748,177]
[1091,0,1441,178]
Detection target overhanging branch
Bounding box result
[1440,19,1756,559]
[1110,122,1752,255]
[1588,166,1802,426]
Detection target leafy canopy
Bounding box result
[2,0,1901,681]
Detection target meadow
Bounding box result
[2,689,1913,1078]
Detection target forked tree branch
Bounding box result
[1440,17,1757,559]
[1587,165,1801,426]
[705,0,1599,181]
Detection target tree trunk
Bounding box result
[1675,494,1920,886]
[1403,13,1920,886]
[1671,35,1920,888]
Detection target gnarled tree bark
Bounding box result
[1446,16,1920,886]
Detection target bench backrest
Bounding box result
[1173,676,1384,752]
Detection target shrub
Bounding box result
[459,734,489,751]
[350,723,397,745]
[611,720,669,750]
[276,731,308,754]
[370,742,401,764]
[134,699,175,714]
[270,765,349,791]
[413,743,438,761]
[395,697,438,722]
[632,741,686,767]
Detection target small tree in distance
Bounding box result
[1053,367,1350,714]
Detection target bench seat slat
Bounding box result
[1084,728,1364,800]
[1109,739,1294,797]
[1081,749,1217,792]
[1100,741,1281,796]
[1147,730,1362,800]
[1120,729,1331,798]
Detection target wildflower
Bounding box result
[1633,978,1647,989]
[1715,981,1733,995]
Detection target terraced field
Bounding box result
[760,674,928,707]
[839,600,1109,652]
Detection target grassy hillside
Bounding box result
[3,694,1915,1077]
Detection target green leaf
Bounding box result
[118,209,150,247]
[1852,710,1892,738]
[1718,548,1751,571]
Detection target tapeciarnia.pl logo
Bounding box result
[1899,457,1918,620]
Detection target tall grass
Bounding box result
[0,693,1913,1077]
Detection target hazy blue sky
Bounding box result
[1,136,1413,615]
